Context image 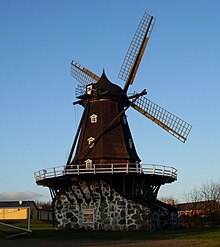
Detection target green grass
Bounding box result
[29,220,220,242]
[1,219,220,247]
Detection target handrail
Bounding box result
[34,163,177,182]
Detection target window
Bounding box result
[83,209,94,223]
[129,139,133,149]
[87,137,95,148]
[86,85,93,95]
[90,114,97,123]
[123,115,127,124]
[85,159,93,169]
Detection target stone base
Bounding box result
[54,179,177,231]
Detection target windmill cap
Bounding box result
[93,70,128,100]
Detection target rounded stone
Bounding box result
[131,214,141,220]
[119,219,126,225]
[73,223,81,230]
[70,215,78,222]
[103,218,110,224]
[66,212,73,218]
[117,201,125,206]
[104,224,112,231]
[128,224,137,231]
[101,212,107,220]
[78,198,83,204]
[65,222,72,229]
[127,219,133,224]
[128,209,134,214]
[120,210,126,218]
[113,224,121,231]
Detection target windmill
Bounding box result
[35,12,192,231]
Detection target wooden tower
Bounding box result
[67,70,141,166]
[35,12,192,231]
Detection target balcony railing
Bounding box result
[34,163,177,182]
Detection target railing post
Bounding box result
[139,164,142,174]
[43,169,47,179]
[162,166,165,176]
[126,163,129,173]
[53,167,56,177]
[77,165,80,175]
[135,162,139,173]
[152,164,156,175]
[170,167,173,177]
[175,169,178,179]
[34,173,38,181]
[111,164,113,174]
[63,166,65,175]
[94,164,96,175]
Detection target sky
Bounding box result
[0,0,220,203]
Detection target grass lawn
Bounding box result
[30,220,220,241]
[1,220,220,246]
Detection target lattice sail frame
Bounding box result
[132,95,192,142]
[118,12,156,85]
[71,60,99,86]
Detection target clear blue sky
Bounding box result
[1,0,220,202]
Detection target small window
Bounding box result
[123,115,127,124]
[90,114,97,123]
[129,139,133,149]
[85,159,93,169]
[83,209,94,223]
[86,85,93,95]
[87,137,95,148]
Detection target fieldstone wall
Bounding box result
[54,180,177,231]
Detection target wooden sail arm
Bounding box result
[118,12,156,92]
[125,38,149,89]
[65,101,90,166]
[132,101,192,143]
[124,16,154,92]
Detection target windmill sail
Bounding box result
[118,12,156,92]
[71,60,100,86]
[70,61,192,143]
[132,96,192,142]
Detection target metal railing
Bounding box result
[34,163,177,182]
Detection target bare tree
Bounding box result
[35,200,52,211]
[182,187,202,227]
[159,196,178,207]
[200,180,220,201]
[199,180,220,226]
[180,180,220,227]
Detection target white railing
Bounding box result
[34,163,177,182]
[34,166,65,181]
